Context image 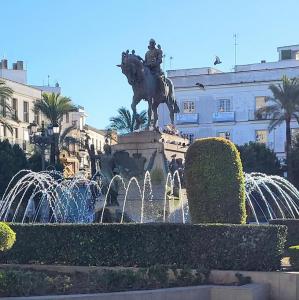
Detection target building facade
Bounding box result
[0,59,114,176]
[158,45,299,160]
[0,78,43,153]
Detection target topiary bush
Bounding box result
[288,245,299,270]
[185,137,246,224]
[0,223,15,252]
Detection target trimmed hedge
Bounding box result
[185,138,246,224]
[289,245,299,270]
[269,219,299,247]
[0,223,286,271]
[0,223,16,252]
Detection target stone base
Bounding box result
[210,270,299,300]
[112,130,188,176]
[0,284,268,300]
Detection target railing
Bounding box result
[176,113,199,125]
[212,111,235,122]
[248,109,272,121]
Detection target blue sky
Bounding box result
[1,0,299,128]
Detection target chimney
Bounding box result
[16,61,23,70]
[1,59,8,69]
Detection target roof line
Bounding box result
[168,65,299,78]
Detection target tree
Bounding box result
[256,76,299,180]
[0,80,14,131]
[0,140,28,197]
[28,151,63,172]
[34,93,77,164]
[109,107,147,134]
[238,142,282,175]
[290,136,299,189]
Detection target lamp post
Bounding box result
[28,121,59,171]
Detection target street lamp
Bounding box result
[28,121,38,135]
[53,123,59,134]
[28,121,59,171]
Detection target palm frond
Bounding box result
[0,80,13,99]
[109,106,147,133]
[34,93,77,125]
[59,124,76,144]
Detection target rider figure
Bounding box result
[145,39,162,75]
[144,39,166,96]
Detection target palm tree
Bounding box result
[0,80,14,132]
[109,107,147,134]
[256,76,299,180]
[34,93,77,165]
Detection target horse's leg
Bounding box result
[166,101,175,125]
[152,102,159,130]
[147,99,152,129]
[131,96,137,119]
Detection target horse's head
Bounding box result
[117,51,144,85]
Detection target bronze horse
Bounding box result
[117,52,179,129]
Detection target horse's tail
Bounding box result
[166,78,180,113]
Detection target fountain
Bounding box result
[0,168,299,224]
[0,169,189,224]
[245,172,299,223]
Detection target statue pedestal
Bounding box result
[99,131,189,222]
[111,130,189,176]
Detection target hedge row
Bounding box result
[269,219,299,247]
[0,223,287,271]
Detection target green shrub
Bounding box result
[238,142,282,175]
[0,223,15,252]
[288,245,299,270]
[150,168,164,184]
[269,219,299,248]
[0,223,286,271]
[0,269,72,297]
[0,266,209,296]
[185,137,246,224]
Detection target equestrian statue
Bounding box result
[117,39,180,130]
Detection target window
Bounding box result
[34,111,40,125]
[183,101,195,113]
[96,139,98,149]
[3,126,7,137]
[23,101,29,123]
[218,99,231,112]
[218,131,231,140]
[256,130,268,144]
[14,128,18,139]
[12,98,18,120]
[255,96,266,110]
[0,97,6,117]
[65,112,69,123]
[281,50,292,60]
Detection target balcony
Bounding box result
[248,110,272,121]
[212,111,235,122]
[176,113,199,125]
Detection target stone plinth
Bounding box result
[112,131,188,174]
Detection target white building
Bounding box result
[0,77,43,152]
[158,44,299,160]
